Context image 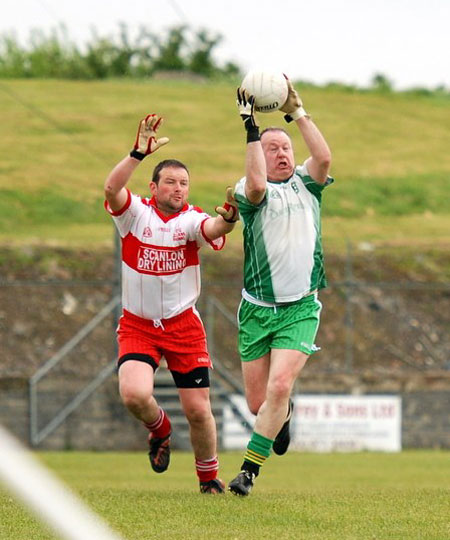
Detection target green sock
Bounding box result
[242,432,274,475]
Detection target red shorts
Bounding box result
[117,308,212,374]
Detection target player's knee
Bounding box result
[247,398,263,416]
[267,376,291,402]
[184,404,212,426]
[120,385,152,414]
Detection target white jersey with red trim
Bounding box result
[105,189,225,320]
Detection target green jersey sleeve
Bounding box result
[234,177,267,220]
[295,163,334,200]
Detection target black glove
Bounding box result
[236,88,260,143]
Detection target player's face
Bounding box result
[150,166,190,215]
[261,130,295,181]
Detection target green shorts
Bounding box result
[237,294,322,362]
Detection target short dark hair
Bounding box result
[151,159,189,184]
[260,127,291,139]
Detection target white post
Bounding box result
[0,425,125,540]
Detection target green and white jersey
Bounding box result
[234,162,334,304]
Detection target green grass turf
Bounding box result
[1,450,448,539]
[0,79,449,249]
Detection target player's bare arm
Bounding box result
[245,142,267,204]
[203,187,238,240]
[295,119,331,185]
[104,114,169,212]
[104,156,140,212]
[280,77,331,184]
[237,88,266,204]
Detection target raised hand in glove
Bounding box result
[236,87,260,143]
[215,187,239,223]
[280,76,309,123]
[130,114,169,160]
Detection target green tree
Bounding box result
[0,34,28,77]
[153,26,187,71]
[0,23,241,80]
[371,73,393,92]
[188,29,221,76]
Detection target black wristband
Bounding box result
[242,115,259,142]
[130,149,146,161]
[246,127,260,143]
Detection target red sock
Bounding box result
[144,408,171,439]
[195,456,219,482]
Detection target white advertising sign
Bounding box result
[223,394,401,452]
[292,395,402,452]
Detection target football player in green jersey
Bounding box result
[229,76,334,496]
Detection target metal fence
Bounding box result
[199,241,450,376]
[201,280,450,375]
[0,243,449,448]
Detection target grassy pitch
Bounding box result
[0,450,448,539]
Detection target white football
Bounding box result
[241,69,289,113]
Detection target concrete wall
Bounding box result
[0,375,449,450]
[402,390,450,448]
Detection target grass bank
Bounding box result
[1,79,449,250]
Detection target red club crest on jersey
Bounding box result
[173,227,186,241]
[143,226,152,238]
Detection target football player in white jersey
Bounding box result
[104,114,238,494]
[229,77,334,496]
